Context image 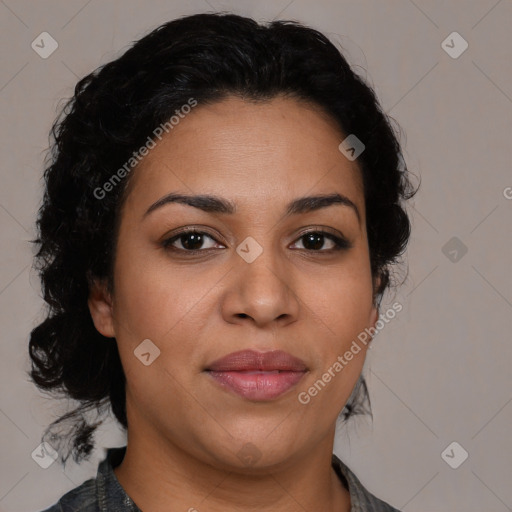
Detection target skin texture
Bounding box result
[88,95,379,512]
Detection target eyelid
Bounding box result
[293,225,346,241]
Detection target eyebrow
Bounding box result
[143,192,361,223]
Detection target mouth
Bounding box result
[204,349,308,401]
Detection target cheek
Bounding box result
[112,247,210,337]
[305,258,373,335]
[299,271,371,414]
[111,251,227,384]
[111,257,210,411]
[299,257,373,398]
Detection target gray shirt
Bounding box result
[39,446,401,511]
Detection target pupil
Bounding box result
[304,233,323,250]
[183,233,203,250]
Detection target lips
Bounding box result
[206,349,307,372]
[205,349,307,401]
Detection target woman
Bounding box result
[30,12,417,512]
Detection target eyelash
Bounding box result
[161,227,352,254]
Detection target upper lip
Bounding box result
[205,349,307,372]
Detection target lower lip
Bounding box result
[206,370,306,401]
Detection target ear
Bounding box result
[369,274,382,328]
[88,278,116,338]
[369,303,379,330]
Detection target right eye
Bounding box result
[161,229,225,253]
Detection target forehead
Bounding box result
[123,95,364,218]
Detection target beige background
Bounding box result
[1,1,511,511]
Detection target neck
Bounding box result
[114,431,350,512]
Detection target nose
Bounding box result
[220,248,300,329]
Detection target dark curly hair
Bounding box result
[28,12,418,466]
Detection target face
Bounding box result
[89,95,379,471]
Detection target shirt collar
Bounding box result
[332,453,397,511]
[97,446,141,512]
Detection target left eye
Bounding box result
[290,231,350,251]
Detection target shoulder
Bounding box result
[37,477,98,512]
[332,454,402,512]
[37,446,137,512]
